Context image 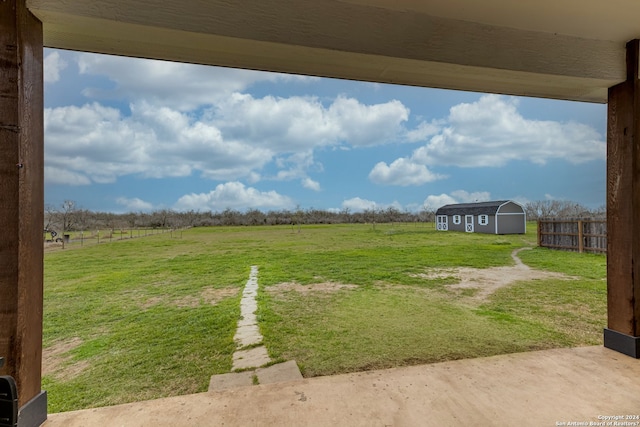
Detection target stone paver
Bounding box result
[208,371,254,392]
[209,361,303,391]
[233,324,262,348]
[232,346,271,371]
[256,360,303,385]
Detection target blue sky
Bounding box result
[43,48,607,213]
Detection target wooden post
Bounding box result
[577,220,584,253]
[0,0,47,424]
[605,39,640,358]
[537,220,542,247]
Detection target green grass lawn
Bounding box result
[43,222,606,412]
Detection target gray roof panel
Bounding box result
[435,200,514,216]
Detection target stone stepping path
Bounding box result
[209,266,302,391]
[231,266,271,370]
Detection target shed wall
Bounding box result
[497,201,524,214]
[445,214,497,234]
[478,215,497,234]
[448,218,466,232]
[496,214,526,234]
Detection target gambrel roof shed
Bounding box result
[435,200,525,234]
[436,200,514,216]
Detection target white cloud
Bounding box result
[368,158,445,186]
[371,94,605,189]
[116,197,154,212]
[327,97,409,147]
[44,91,411,186]
[412,95,605,167]
[246,172,262,184]
[423,194,457,211]
[44,166,91,186]
[213,94,409,152]
[44,102,273,185]
[214,94,336,152]
[44,51,67,84]
[422,190,492,211]
[341,197,403,213]
[173,182,294,211]
[76,52,312,111]
[302,178,321,191]
[405,120,441,142]
[450,190,491,203]
[46,52,414,188]
[273,151,321,183]
[341,197,379,212]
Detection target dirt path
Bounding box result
[265,248,573,303]
[416,247,575,301]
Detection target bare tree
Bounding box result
[74,209,92,232]
[525,200,598,220]
[44,200,78,233]
[44,204,56,231]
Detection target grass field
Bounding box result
[43,222,607,412]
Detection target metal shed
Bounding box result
[435,200,526,234]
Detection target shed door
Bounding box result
[465,215,474,232]
[436,215,448,231]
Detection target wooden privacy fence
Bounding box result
[537,218,607,254]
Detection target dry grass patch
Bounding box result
[413,248,577,301]
[137,287,239,309]
[417,265,575,301]
[267,281,358,296]
[173,287,239,308]
[201,287,239,304]
[43,337,90,380]
[139,296,163,309]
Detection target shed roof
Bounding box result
[435,200,520,216]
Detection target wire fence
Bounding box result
[43,227,186,250]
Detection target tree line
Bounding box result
[523,199,605,221]
[44,199,605,233]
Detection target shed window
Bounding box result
[453,215,461,224]
[479,215,488,225]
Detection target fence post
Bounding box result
[578,220,584,253]
[537,220,542,247]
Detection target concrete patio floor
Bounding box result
[44,346,640,427]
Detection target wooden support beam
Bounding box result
[0,0,47,424]
[605,39,640,358]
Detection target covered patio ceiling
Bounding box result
[27,0,640,103]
